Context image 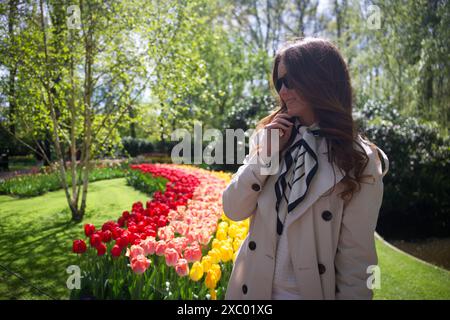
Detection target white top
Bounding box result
[272,224,303,300]
[271,157,302,300]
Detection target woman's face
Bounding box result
[277,59,316,126]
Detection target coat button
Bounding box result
[318,263,326,275]
[248,241,256,250]
[242,284,248,294]
[251,183,261,191]
[321,210,333,221]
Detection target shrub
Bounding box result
[122,137,154,157]
[355,100,450,240]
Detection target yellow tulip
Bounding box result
[205,270,218,289]
[212,238,221,250]
[208,248,222,264]
[219,244,233,262]
[235,229,248,240]
[227,224,239,238]
[218,221,229,232]
[201,255,213,272]
[210,263,222,280]
[216,229,227,241]
[220,214,231,224]
[189,261,204,282]
[233,238,242,252]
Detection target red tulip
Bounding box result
[96,243,106,256]
[72,239,87,254]
[137,221,147,231]
[117,236,128,248]
[126,233,135,244]
[145,228,156,238]
[112,227,122,240]
[118,216,126,227]
[128,225,138,234]
[84,224,96,237]
[132,202,143,213]
[102,230,112,242]
[102,221,116,232]
[157,216,167,227]
[111,245,122,257]
[90,233,102,247]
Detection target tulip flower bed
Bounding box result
[71,164,248,300]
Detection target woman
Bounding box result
[222,37,389,300]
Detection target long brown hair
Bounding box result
[257,37,375,204]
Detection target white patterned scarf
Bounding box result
[274,118,321,235]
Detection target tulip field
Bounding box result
[71,164,246,300]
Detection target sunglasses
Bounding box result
[275,76,293,92]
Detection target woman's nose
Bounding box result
[279,85,290,99]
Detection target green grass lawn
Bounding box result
[374,237,450,299]
[0,177,449,299]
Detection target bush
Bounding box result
[122,137,154,157]
[355,100,450,240]
[224,94,277,131]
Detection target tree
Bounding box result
[0,0,151,221]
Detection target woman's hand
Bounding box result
[263,113,294,157]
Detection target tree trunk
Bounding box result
[129,104,136,138]
[79,0,95,220]
[8,0,17,136]
[40,0,78,220]
[334,0,341,39]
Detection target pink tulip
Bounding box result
[155,240,167,256]
[126,245,144,259]
[196,229,211,245]
[184,243,202,263]
[130,254,151,274]
[175,259,189,277]
[158,225,175,241]
[171,221,189,236]
[164,247,180,267]
[140,236,157,255]
[168,237,188,255]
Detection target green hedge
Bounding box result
[356,100,450,240]
[122,136,155,157]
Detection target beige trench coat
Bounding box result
[222,134,389,300]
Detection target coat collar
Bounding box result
[257,135,346,252]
